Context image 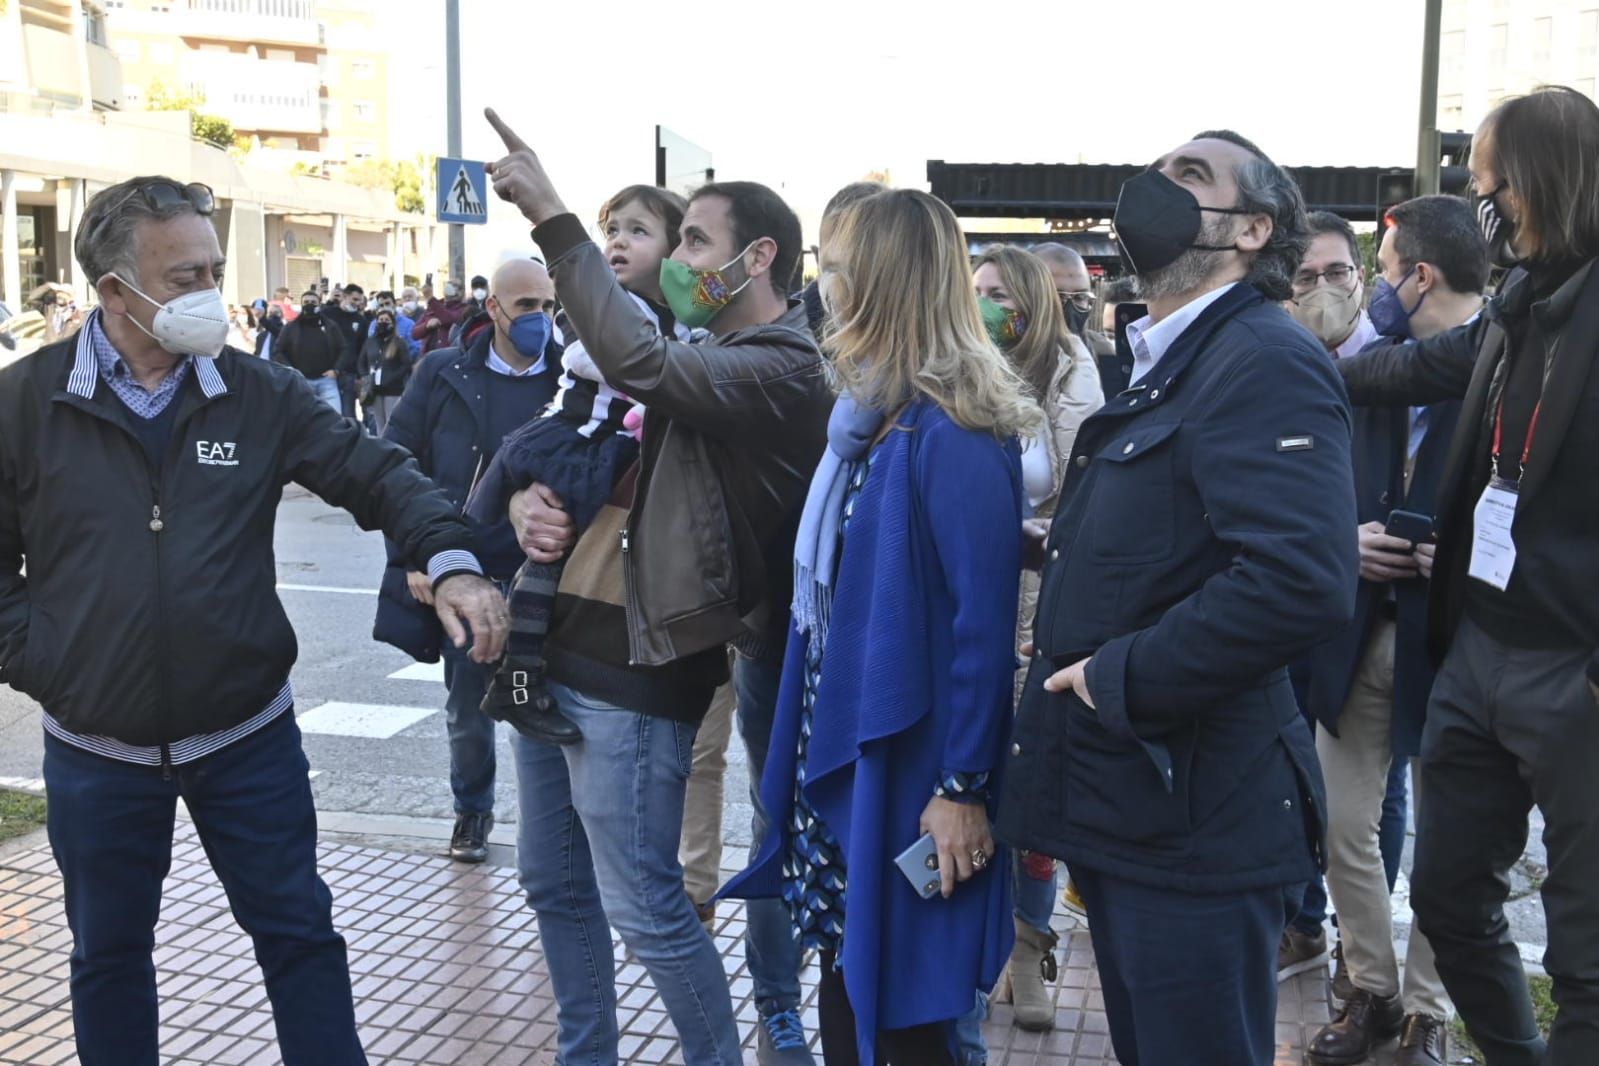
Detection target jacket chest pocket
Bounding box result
[1085,421,1180,563]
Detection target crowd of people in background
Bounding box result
[3,82,1598,1066]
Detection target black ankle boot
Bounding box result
[481,661,581,746]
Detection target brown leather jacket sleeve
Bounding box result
[533,214,821,441]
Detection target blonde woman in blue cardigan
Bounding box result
[724,188,1032,1065]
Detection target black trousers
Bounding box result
[1412,616,1599,1066]
[816,951,957,1066]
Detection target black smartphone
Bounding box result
[1384,508,1435,547]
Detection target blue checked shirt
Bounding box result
[89,315,193,418]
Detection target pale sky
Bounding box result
[388,0,1432,272]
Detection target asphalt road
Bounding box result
[0,485,1547,964]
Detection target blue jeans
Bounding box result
[442,649,496,815]
[513,683,742,1065]
[43,713,365,1066]
[734,648,807,1012]
[955,992,989,1066]
[953,852,1058,1064]
[310,374,342,412]
[1014,852,1058,934]
[1378,751,1409,893]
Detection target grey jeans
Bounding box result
[1411,616,1599,1066]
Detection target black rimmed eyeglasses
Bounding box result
[1290,263,1357,294]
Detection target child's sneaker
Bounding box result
[481,658,580,746]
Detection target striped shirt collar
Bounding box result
[71,308,228,403]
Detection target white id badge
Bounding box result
[1468,477,1519,591]
[373,366,383,387]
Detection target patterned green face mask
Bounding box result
[658,241,756,329]
[978,296,1027,349]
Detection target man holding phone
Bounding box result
[1301,195,1488,1066]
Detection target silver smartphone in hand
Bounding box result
[894,832,943,900]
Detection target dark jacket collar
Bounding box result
[61,310,229,402]
[1495,259,1597,328]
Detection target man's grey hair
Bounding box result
[1192,130,1310,302]
[1031,242,1086,271]
[74,175,207,287]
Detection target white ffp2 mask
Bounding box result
[113,274,231,358]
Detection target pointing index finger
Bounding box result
[484,107,528,152]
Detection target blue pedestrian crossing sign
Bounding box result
[437,157,488,225]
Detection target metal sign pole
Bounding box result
[445,0,465,287]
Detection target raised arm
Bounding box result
[1335,315,1485,406]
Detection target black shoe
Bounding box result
[449,811,493,864]
[1307,987,1405,1066]
[481,663,581,746]
[1395,1013,1447,1066]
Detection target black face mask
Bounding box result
[1473,182,1520,268]
[375,322,394,338]
[1112,169,1252,276]
[301,304,319,317]
[1063,302,1091,338]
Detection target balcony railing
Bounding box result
[173,0,322,48]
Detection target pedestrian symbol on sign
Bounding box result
[435,157,489,225]
[450,165,483,215]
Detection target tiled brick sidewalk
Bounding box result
[0,822,1334,1065]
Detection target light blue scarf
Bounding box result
[792,393,885,643]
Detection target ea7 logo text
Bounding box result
[196,441,239,467]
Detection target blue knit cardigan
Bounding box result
[723,400,1022,1062]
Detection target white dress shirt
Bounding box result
[487,342,546,378]
[1124,282,1240,386]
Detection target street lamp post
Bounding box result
[1416,0,1444,196]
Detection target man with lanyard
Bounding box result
[1333,87,1599,1064]
[1302,195,1488,1066]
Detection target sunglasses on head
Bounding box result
[88,180,216,246]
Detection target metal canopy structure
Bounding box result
[927,160,1419,224]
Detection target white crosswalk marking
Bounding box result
[387,661,446,683]
[276,583,378,596]
[296,702,436,739]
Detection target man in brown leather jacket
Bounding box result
[481,110,830,1064]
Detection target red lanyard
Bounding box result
[1491,394,1542,468]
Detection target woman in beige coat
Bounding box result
[972,245,1104,1033]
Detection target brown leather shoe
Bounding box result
[1306,987,1404,1066]
[1395,1012,1447,1066]
[1278,926,1328,981]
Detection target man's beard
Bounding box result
[1136,214,1234,301]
